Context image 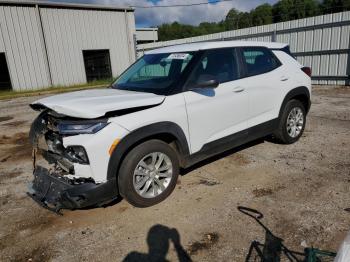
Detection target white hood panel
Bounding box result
[31,89,165,119]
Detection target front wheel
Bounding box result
[273,99,306,144]
[118,140,179,207]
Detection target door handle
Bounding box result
[233,86,245,93]
[280,76,289,81]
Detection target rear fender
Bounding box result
[278,86,311,118]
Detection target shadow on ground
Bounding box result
[123,224,192,262]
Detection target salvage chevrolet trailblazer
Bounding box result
[28,41,311,212]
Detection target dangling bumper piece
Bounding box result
[27,166,118,214]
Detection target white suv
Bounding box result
[28,41,311,212]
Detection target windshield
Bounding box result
[112,52,195,95]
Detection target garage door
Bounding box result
[0,53,12,90]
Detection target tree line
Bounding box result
[158,0,350,41]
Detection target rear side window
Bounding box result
[241,47,281,77]
[187,48,239,86]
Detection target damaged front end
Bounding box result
[28,110,118,214]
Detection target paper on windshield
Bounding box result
[167,53,190,60]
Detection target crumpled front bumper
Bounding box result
[28,166,118,214]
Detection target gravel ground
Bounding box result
[0,86,349,261]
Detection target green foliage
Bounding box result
[272,0,321,22]
[321,0,350,14]
[158,21,225,41]
[251,4,273,26]
[157,0,349,41]
[272,0,295,22]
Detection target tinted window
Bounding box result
[242,47,280,76]
[187,48,239,87]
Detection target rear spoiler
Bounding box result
[270,45,296,59]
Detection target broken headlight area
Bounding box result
[29,110,105,166]
[29,109,109,138]
[65,146,89,165]
[28,110,118,213]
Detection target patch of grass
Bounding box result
[0,79,114,100]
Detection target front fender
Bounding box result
[106,121,190,181]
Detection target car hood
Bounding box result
[31,88,165,119]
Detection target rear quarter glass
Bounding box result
[272,50,303,68]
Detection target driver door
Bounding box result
[183,48,249,153]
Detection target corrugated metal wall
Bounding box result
[0,5,50,91]
[138,11,350,86]
[0,4,136,91]
[40,8,135,87]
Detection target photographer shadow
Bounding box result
[123,224,192,262]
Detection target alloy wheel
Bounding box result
[286,107,304,138]
[133,152,173,198]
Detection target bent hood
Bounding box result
[31,89,165,119]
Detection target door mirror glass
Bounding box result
[195,79,219,89]
[193,74,219,89]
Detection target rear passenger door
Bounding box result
[238,47,289,128]
[183,48,249,153]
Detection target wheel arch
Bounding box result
[278,86,311,119]
[107,121,190,181]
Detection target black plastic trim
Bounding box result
[183,118,279,167]
[278,86,311,117]
[28,166,119,212]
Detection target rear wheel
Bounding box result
[118,140,179,207]
[273,99,306,144]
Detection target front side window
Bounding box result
[113,52,194,95]
[241,47,280,77]
[186,48,239,87]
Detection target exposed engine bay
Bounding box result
[27,110,118,214]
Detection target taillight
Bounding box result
[301,67,312,77]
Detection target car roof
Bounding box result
[145,41,288,54]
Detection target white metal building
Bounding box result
[136,28,158,43]
[0,1,136,91]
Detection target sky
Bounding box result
[46,0,278,27]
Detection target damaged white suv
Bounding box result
[28,41,311,212]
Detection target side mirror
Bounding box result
[160,60,167,68]
[196,79,219,89]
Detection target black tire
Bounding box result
[273,99,306,144]
[118,140,179,207]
